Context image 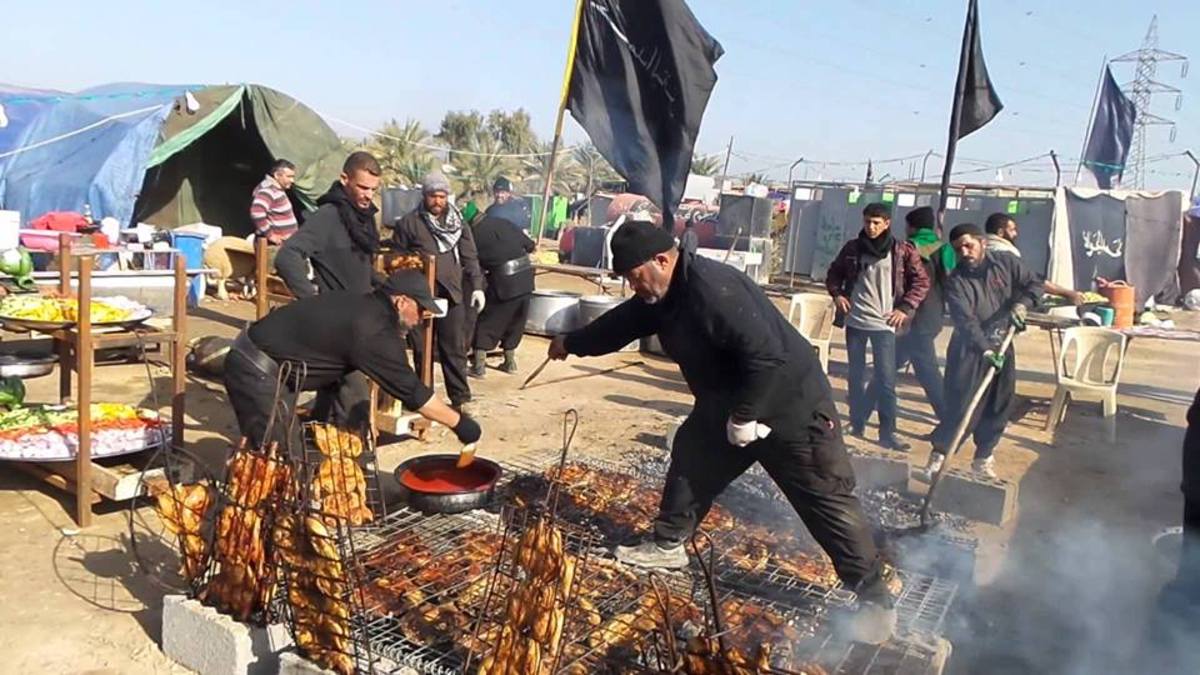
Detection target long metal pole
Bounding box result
[937,0,976,221]
[786,157,804,189]
[1185,150,1200,199]
[920,149,934,183]
[1050,149,1062,188]
[721,136,734,183]
[534,0,586,242]
[1074,55,1109,186]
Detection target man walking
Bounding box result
[895,206,955,421]
[469,212,536,377]
[548,221,897,644]
[392,172,484,409]
[275,152,383,298]
[984,212,1084,305]
[250,159,299,245]
[826,202,929,451]
[923,223,1042,479]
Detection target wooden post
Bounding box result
[57,234,73,401]
[171,254,187,450]
[254,237,269,319]
[422,254,436,386]
[76,255,94,528]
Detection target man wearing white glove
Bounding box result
[548,221,898,645]
[391,172,484,409]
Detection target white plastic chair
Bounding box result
[1044,326,1126,434]
[788,293,835,373]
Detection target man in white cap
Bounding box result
[391,172,484,409]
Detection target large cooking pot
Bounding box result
[578,295,637,352]
[526,290,581,336]
[393,454,502,514]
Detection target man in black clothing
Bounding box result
[469,213,536,377]
[275,152,383,298]
[223,269,481,455]
[922,223,1042,480]
[679,216,700,256]
[392,172,484,408]
[548,221,896,643]
[484,176,531,232]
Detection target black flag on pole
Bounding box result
[1082,65,1137,189]
[566,0,723,217]
[938,0,1003,214]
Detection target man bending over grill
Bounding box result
[547,221,897,643]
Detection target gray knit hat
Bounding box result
[422,171,451,195]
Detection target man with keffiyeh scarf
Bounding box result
[391,172,484,409]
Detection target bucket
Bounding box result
[171,232,207,307]
[1099,281,1135,328]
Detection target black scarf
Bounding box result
[858,228,894,260]
[318,182,379,255]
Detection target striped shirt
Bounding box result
[250,175,298,241]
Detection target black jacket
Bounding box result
[564,252,830,437]
[945,251,1043,354]
[909,245,950,337]
[1183,386,1200,501]
[247,289,433,410]
[473,215,536,301]
[391,210,483,305]
[274,204,377,298]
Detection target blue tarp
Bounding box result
[0,83,195,226]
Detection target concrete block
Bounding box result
[930,468,1018,525]
[278,651,335,675]
[848,449,912,490]
[162,595,293,675]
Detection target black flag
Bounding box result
[1082,65,1137,189]
[566,0,723,218]
[938,0,1003,214]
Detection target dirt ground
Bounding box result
[0,273,1197,674]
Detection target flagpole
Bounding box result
[1073,55,1109,186]
[937,0,977,222]
[534,0,587,243]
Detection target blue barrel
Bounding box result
[171,232,206,307]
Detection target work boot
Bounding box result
[468,350,486,379]
[972,456,998,480]
[917,451,945,482]
[878,435,911,452]
[501,349,518,374]
[614,540,689,570]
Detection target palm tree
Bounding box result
[691,152,721,177]
[366,119,434,187]
[571,144,619,196]
[745,172,769,185]
[451,136,514,197]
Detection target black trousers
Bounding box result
[224,336,370,458]
[896,331,945,421]
[654,400,890,603]
[412,301,472,405]
[473,291,531,351]
[930,336,1016,459]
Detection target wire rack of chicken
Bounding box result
[195,438,297,623]
[303,423,385,526]
[153,482,214,585]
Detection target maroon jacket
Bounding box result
[825,238,930,317]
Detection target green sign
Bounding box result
[1007,200,1020,214]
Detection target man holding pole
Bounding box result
[922,224,1042,480]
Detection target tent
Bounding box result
[0,83,344,236]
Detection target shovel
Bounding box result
[914,322,1018,530]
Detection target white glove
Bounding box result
[726,418,772,447]
[470,289,486,312]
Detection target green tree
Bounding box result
[485,108,537,155]
[365,118,435,187]
[691,152,721,177]
[436,110,485,153]
[451,135,514,197]
[570,143,619,196]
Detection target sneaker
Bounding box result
[878,436,911,452]
[501,350,518,374]
[844,600,897,645]
[846,423,865,439]
[972,456,998,480]
[916,451,945,482]
[614,540,689,570]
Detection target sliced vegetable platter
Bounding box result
[0,403,164,462]
[0,295,153,331]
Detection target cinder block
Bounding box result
[848,449,911,490]
[162,595,293,675]
[930,468,1018,525]
[279,651,335,675]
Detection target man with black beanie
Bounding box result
[922,223,1041,480]
[826,203,930,451]
[224,269,482,456]
[548,221,898,644]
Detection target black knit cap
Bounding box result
[905,206,935,229]
[493,176,513,193]
[949,222,984,241]
[611,220,677,274]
